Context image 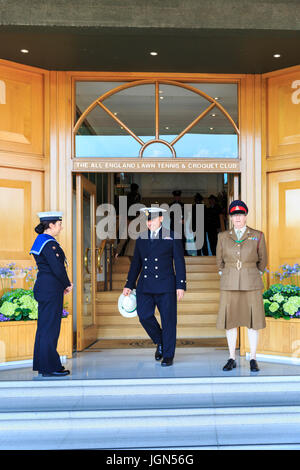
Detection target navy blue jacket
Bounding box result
[30,235,71,297]
[125,228,186,294]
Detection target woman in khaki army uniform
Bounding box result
[216,200,267,372]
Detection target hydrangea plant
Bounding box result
[0,264,69,321]
[263,283,300,320]
[0,289,38,321]
[0,288,69,321]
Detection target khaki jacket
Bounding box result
[216,226,267,291]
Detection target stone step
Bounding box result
[112,279,220,290]
[186,264,218,272]
[112,272,220,281]
[3,405,300,450]
[2,376,300,412]
[185,256,217,265]
[112,264,218,274]
[2,377,300,449]
[96,300,219,314]
[97,314,218,326]
[96,290,220,302]
[95,325,224,339]
[114,256,216,265]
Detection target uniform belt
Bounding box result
[226,262,257,271]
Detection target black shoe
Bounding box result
[250,359,260,372]
[155,344,163,361]
[38,366,66,375]
[161,357,173,367]
[42,370,70,377]
[223,359,236,371]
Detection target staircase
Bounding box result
[96,256,225,344]
[2,375,300,449]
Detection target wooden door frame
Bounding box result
[48,69,265,352]
[76,173,98,350]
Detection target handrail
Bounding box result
[96,240,107,274]
[96,238,115,291]
[84,247,90,274]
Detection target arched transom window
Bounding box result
[74,80,239,159]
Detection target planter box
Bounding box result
[240,317,300,358]
[0,316,72,363]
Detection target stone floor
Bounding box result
[1,346,300,381]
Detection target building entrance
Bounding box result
[72,77,241,349]
[73,171,239,351]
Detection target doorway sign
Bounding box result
[72,158,241,173]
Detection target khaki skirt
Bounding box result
[216,290,266,331]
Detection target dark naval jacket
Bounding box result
[125,228,186,294]
[30,234,71,297]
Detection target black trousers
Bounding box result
[136,291,177,358]
[33,291,64,373]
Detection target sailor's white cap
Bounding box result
[37,211,63,221]
[141,207,167,220]
[118,290,137,318]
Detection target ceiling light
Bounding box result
[165,127,169,130]
[114,112,118,116]
[209,127,214,130]
[20,49,29,54]
[150,51,158,56]
[273,53,281,58]
[214,97,220,101]
[211,113,216,117]
[160,96,164,100]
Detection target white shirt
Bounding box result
[150,225,162,239]
[234,225,247,239]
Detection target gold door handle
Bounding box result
[95,248,102,273]
[84,247,90,274]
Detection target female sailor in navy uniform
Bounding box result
[30,212,73,377]
[123,207,186,366]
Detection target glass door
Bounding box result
[76,174,98,350]
[227,173,240,228]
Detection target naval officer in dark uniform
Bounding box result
[30,211,73,377]
[123,207,186,366]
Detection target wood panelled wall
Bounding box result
[0,60,73,358]
[0,60,47,285]
[262,66,300,276]
[0,62,73,289]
